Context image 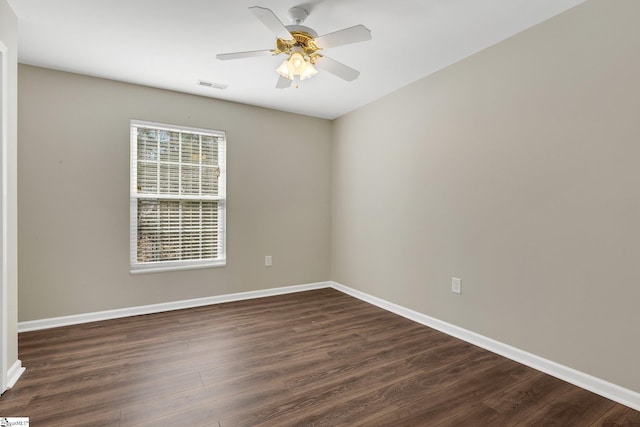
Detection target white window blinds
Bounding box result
[130,120,226,273]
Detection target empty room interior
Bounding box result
[1,0,639,425]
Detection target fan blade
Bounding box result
[315,25,371,48]
[314,56,360,81]
[249,6,292,41]
[216,50,273,60]
[276,75,292,89]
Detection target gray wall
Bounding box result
[18,65,332,321]
[332,0,640,392]
[1,0,19,379]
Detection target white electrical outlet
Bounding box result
[452,277,462,294]
[265,256,272,267]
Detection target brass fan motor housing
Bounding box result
[273,31,323,61]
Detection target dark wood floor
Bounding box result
[1,288,638,426]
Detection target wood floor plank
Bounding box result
[515,386,617,426]
[592,404,640,426]
[0,288,637,426]
[37,407,122,427]
[21,371,203,424]
[222,356,420,426]
[250,338,509,426]
[431,371,576,426]
[354,357,535,426]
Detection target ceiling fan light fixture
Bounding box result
[290,52,306,70]
[276,52,318,81]
[276,59,294,80]
[300,61,318,80]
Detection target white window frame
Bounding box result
[130,120,226,273]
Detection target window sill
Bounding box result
[130,260,226,274]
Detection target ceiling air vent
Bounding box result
[198,80,228,90]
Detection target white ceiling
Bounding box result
[9,0,587,119]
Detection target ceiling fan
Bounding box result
[216,6,372,89]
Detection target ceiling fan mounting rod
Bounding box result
[287,6,308,25]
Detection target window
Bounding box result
[130,120,226,273]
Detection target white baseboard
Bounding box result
[330,281,640,412]
[6,359,25,389]
[18,281,331,333]
[15,279,640,411]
